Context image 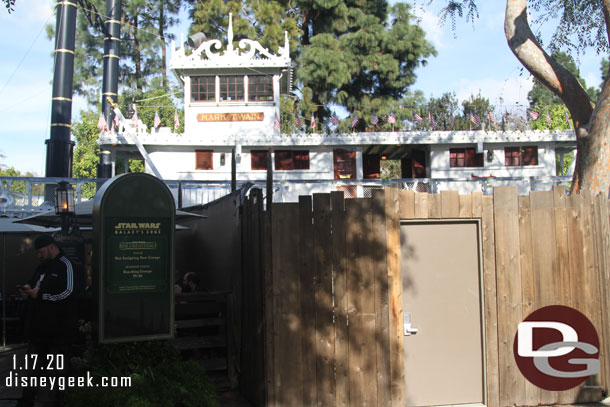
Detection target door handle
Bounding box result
[404,312,419,336]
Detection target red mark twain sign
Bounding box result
[197,112,264,122]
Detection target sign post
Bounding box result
[93,173,175,343]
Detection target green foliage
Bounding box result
[120,86,184,133]
[2,0,15,13]
[0,167,43,197]
[381,159,402,179]
[556,150,574,176]
[529,104,572,131]
[72,110,101,198]
[49,0,183,105]
[298,2,436,130]
[65,339,218,407]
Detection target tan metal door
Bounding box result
[401,221,485,407]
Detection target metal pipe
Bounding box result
[101,0,121,128]
[45,0,78,200]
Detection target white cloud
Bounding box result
[412,7,445,49]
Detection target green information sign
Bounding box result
[106,217,169,293]
[93,173,175,343]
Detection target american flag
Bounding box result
[351,114,358,129]
[294,115,303,127]
[97,113,108,132]
[504,112,510,123]
[546,109,552,126]
[132,109,138,129]
[330,113,339,126]
[310,113,316,130]
[413,112,423,124]
[274,115,281,131]
[174,111,180,131]
[469,113,481,127]
[371,112,379,125]
[154,111,161,129]
[487,111,495,123]
[387,112,396,124]
[528,110,539,121]
[113,113,120,129]
[428,112,435,128]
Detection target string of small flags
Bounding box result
[97,109,182,132]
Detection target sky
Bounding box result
[0,0,605,175]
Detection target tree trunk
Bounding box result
[504,0,610,195]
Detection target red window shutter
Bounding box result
[294,151,310,170]
[466,148,484,167]
[275,150,293,170]
[521,146,538,166]
[196,150,213,170]
[251,150,269,170]
[450,148,465,167]
[505,147,520,166]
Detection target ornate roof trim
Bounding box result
[170,13,291,70]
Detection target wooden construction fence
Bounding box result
[245,186,610,407]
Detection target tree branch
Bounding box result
[504,0,594,132]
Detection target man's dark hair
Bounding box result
[185,272,200,287]
[34,234,56,250]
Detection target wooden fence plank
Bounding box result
[331,192,349,407]
[553,187,571,305]
[518,195,539,406]
[591,194,609,398]
[399,190,415,219]
[441,190,459,218]
[482,195,499,407]
[372,190,391,407]
[458,194,473,218]
[552,188,580,405]
[313,194,336,406]
[272,203,304,406]
[577,191,604,402]
[346,198,378,406]
[414,193,428,219]
[493,187,526,407]
[384,188,405,407]
[529,191,558,405]
[596,194,610,392]
[428,193,441,218]
[263,209,276,406]
[472,191,483,218]
[298,196,316,406]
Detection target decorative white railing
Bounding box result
[0,176,573,217]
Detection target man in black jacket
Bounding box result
[17,234,78,407]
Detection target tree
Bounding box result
[72,110,101,198]
[188,0,435,132]
[51,0,183,105]
[433,0,610,194]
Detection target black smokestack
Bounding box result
[101,0,121,127]
[45,0,77,184]
[98,0,122,179]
